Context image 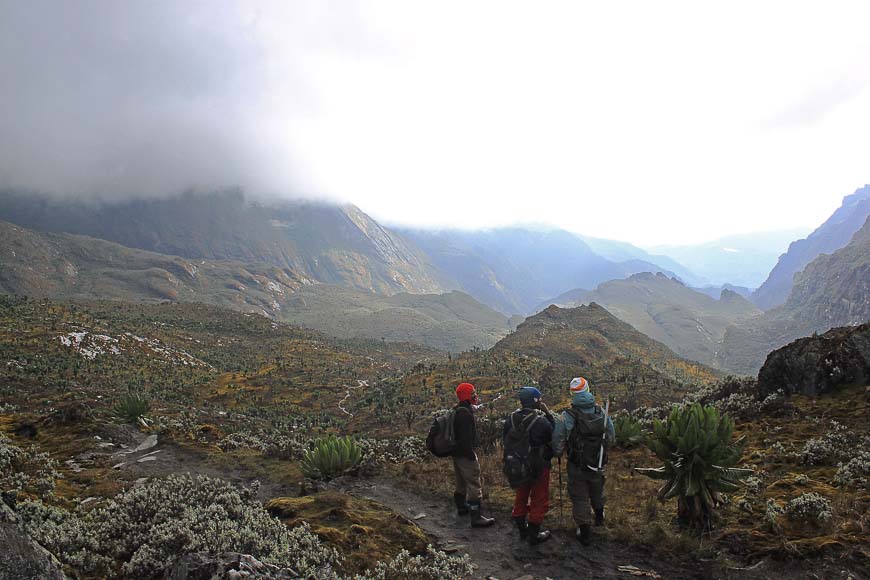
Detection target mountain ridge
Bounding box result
[0,219,510,351]
[0,190,451,296]
[717,215,870,374]
[534,271,760,369]
[752,185,870,310]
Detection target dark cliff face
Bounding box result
[756,323,870,397]
[752,186,870,311]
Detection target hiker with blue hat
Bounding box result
[502,386,556,545]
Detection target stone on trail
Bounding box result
[617,565,662,578]
[131,434,158,453]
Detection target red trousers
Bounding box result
[511,468,550,525]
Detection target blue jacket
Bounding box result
[552,391,615,458]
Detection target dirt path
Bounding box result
[338,380,368,417]
[339,477,706,580]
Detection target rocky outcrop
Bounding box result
[164,553,299,579]
[756,323,870,397]
[0,502,68,580]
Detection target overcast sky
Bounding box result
[1,1,869,245]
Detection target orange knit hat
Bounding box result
[569,377,589,393]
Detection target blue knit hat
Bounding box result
[517,386,542,406]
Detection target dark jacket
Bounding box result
[503,406,556,474]
[452,401,477,460]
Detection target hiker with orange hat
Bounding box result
[552,377,614,545]
[452,382,496,527]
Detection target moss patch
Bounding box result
[266,492,430,573]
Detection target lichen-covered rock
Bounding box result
[0,502,67,580]
[757,323,870,397]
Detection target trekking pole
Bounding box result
[597,397,610,472]
[557,457,565,528]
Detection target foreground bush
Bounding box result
[354,546,473,580]
[18,474,340,578]
[800,421,870,466]
[0,433,59,502]
[835,450,869,488]
[301,436,363,480]
[784,492,833,525]
[18,474,471,579]
[637,403,752,528]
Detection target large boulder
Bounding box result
[757,323,870,397]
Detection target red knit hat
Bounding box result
[456,382,476,402]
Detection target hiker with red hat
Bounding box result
[452,382,496,527]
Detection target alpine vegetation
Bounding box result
[17,474,342,578]
[0,432,60,502]
[637,403,752,527]
[301,435,364,480]
[112,392,151,424]
[783,493,834,525]
[613,414,644,448]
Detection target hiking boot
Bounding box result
[468,501,495,528]
[453,493,469,516]
[513,516,528,540]
[576,524,592,546]
[526,522,552,545]
[594,508,605,526]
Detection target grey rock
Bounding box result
[0,502,68,580]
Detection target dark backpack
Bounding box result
[502,410,545,488]
[426,409,458,457]
[566,407,608,470]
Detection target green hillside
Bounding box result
[0,220,507,352]
[493,303,720,403]
[279,285,512,352]
[538,272,760,368]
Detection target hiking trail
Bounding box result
[338,379,369,417]
[103,431,854,580]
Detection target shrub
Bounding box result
[637,403,752,527]
[0,433,60,502]
[301,436,363,480]
[743,475,763,495]
[356,436,428,466]
[834,450,869,488]
[614,414,644,448]
[113,392,150,423]
[355,545,474,580]
[784,492,833,525]
[764,499,784,532]
[474,414,504,453]
[800,422,869,466]
[17,474,341,578]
